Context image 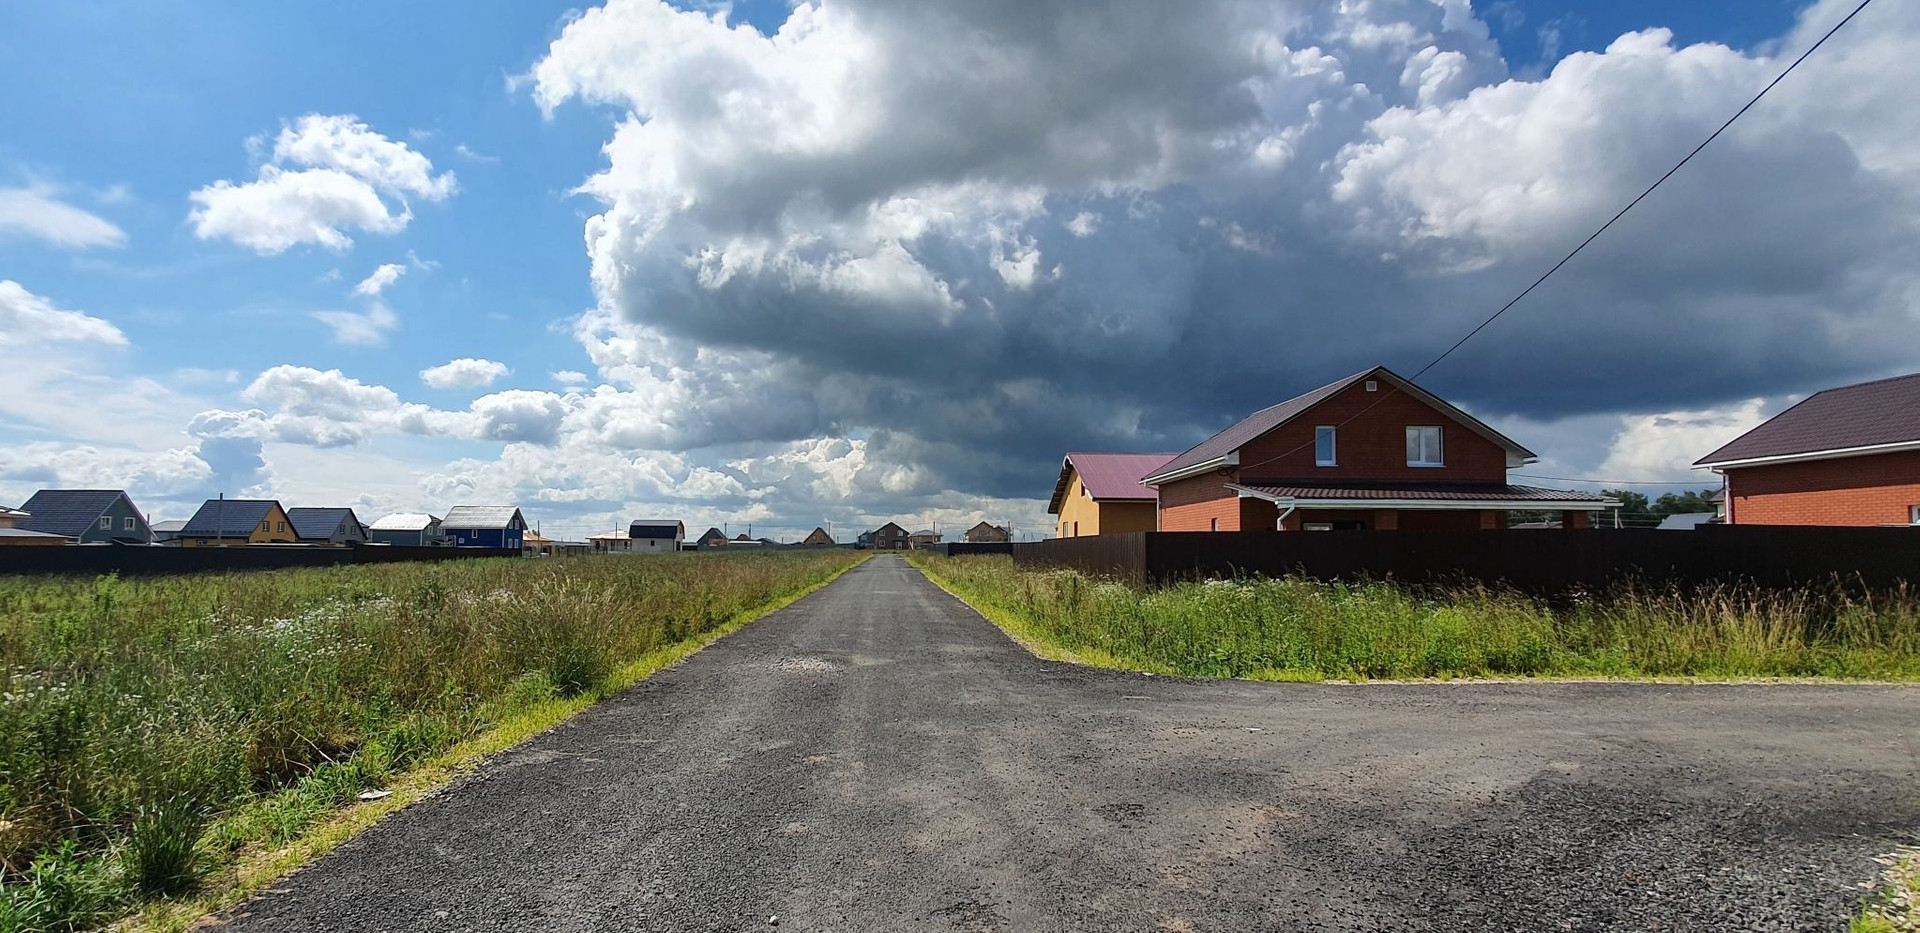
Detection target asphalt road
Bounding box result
[219,554,1920,932]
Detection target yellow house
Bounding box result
[1048,452,1177,538]
[177,498,300,547]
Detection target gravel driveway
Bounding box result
[217,554,1920,932]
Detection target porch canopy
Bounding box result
[1227,482,1617,512]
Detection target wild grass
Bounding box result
[1853,847,1919,932]
[0,550,860,932]
[909,554,1920,681]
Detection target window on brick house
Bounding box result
[1210,517,1218,531]
[1407,426,1444,467]
[1315,426,1337,466]
[1911,505,1920,525]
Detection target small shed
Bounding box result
[442,506,527,549]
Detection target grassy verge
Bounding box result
[908,554,1920,681]
[1854,847,1919,932]
[0,551,865,932]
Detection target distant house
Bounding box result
[694,527,728,549]
[149,519,188,543]
[15,489,153,544]
[179,499,297,547]
[628,520,685,552]
[0,505,71,546]
[908,528,941,549]
[868,522,910,550]
[964,521,1012,544]
[287,508,369,546]
[802,527,835,546]
[442,506,528,549]
[524,532,589,557]
[1695,371,1920,526]
[1049,452,1177,538]
[369,513,445,547]
[1140,366,1615,531]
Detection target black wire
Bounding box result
[1412,0,1874,381]
[1226,0,1871,480]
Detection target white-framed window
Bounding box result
[1407,426,1444,467]
[1910,505,1920,525]
[1315,425,1337,466]
[1209,517,1219,531]
[98,517,111,530]
[123,517,136,531]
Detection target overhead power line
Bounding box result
[1228,0,1872,479]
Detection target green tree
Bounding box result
[1651,490,1718,517]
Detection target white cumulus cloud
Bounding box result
[0,187,126,249]
[189,114,455,254]
[0,280,128,347]
[421,357,511,390]
[353,262,408,296]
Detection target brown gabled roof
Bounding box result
[1142,367,1535,485]
[1696,371,1920,467]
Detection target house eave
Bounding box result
[1231,487,1619,511]
[1695,438,1920,471]
[1140,453,1237,486]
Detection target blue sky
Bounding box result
[4,0,1911,540]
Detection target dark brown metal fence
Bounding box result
[0,545,521,578]
[1012,527,1920,591]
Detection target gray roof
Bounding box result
[181,499,284,537]
[695,527,727,544]
[15,489,141,537]
[287,507,361,540]
[0,528,71,540]
[1656,512,1717,530]
[149,519,188,533]
[1143,367,1535,484]
[628,520,684,539]
[442,505,525,530]
[1696,371,1920,466]
[371,512,439,531]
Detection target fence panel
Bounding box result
[0,546,521,578]
[1010,528,1920,592]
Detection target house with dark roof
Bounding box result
[0,505,73,546]
[693,527,728,549]
[1139,366,1615,532]
[627,520,685,552]
[964,521,1011,544]
[1048,452,1176,538]
[802,527,835,546]
[287,508,369,546]
[368,513,446,546]
[179,499,296,547]
[1695,371,1920,526]
[865,522,910,550]
[442,506,527,549]
[15,489,152,544]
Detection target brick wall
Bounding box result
[1727,451,1920,526]
[1158,472,1241,531]
[1234,380,1511,484]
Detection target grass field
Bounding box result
[0,550,861,932]
[910,554,1920,681]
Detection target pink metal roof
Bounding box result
[1048,452,1178,513]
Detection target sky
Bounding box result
[2,0,1914,542]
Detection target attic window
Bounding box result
[1365,380,1378,392]
[98,517,111,530]
[1315,426,1337,466]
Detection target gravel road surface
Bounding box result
[218,555,1920,932]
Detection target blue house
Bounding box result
[441,505,527,549]
[15,489,153,544]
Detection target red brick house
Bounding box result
[1139,366,1614,531]
[1695,371,1920,526]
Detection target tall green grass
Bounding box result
[0,551,858,931]
[911,555,1920,681]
